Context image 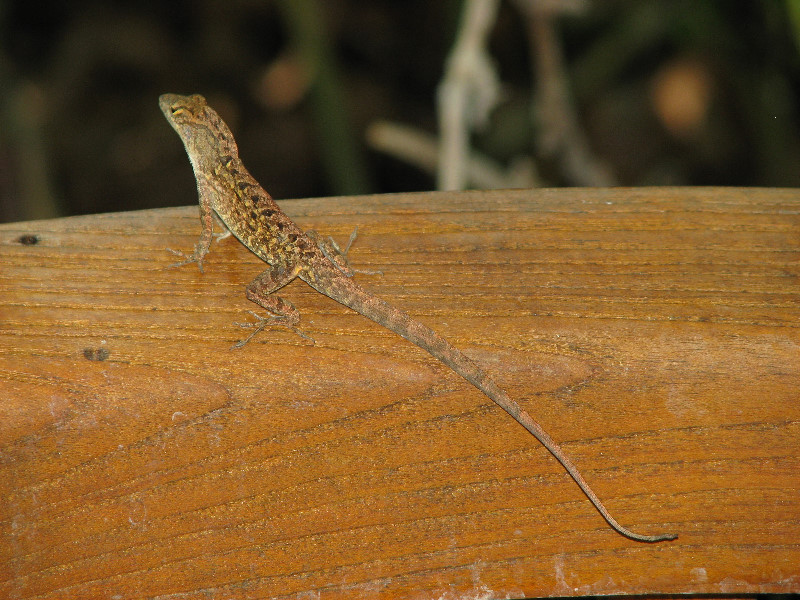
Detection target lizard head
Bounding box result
[159,93,239,170]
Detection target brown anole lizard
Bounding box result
[159,93,677,543]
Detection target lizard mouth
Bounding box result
[158,93,206,122]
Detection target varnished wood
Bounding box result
[1,187,798,598]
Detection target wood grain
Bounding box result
[1,187,798,599]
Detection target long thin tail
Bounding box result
[326,277,677,542]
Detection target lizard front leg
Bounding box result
[233,263,312,348]
[168,177,223,271]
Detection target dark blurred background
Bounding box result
[1,0,799,223]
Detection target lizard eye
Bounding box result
[170,105,188,117]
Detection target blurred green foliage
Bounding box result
[0,0,797,222]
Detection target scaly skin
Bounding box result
[160,93,677,543]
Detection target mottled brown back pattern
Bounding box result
[160,92,677,543]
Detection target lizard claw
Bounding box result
[313,227,383,277]
[166,246,206,272]
[349,265,383,276]
[232,310,314,348]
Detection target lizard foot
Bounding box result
[212,212,232,242]
[334,227,383,275]
[232,310,315,348]
[166,246,207,272]
[312,227,383,277]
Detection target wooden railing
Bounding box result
[1,187,798,598]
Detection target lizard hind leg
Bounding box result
[307,227,383,277]
[233,265,313,348]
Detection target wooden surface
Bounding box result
[1,187,798,599]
